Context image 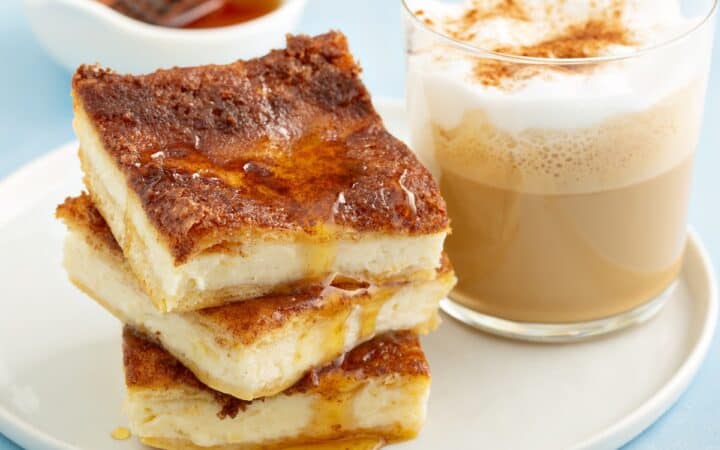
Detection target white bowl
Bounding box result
[23,0,308,74]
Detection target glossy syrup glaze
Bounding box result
[72,32,449,263]
[58,194,452,347]
[122,326,428,416]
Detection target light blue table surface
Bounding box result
[1,1,718,448]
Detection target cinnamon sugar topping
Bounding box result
[414,9,435,26]
[415,0,638,88]
[498,18,633,59]
[72,32,449,262]
[451,0,528,41]
[475,16,634,86]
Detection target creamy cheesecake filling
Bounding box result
[64,228,453,399]
[128,378,429,449]
[75,110,447,312]
[129,392,315,447]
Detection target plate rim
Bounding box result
[0,98,717,450]
[575,228,718,450]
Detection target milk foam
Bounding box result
[406,0,710,132]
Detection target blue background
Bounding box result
[1,0,718,448]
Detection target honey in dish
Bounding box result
[184,0,281,29]
[98,0,280,29]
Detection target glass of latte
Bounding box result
[404,0,717,341]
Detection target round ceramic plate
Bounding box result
[0,100,716,450]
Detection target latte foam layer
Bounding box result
[406,0,712,132]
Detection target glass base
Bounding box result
[440,282,677,343]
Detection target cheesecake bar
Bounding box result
[58,194,454,399]
[71,31,449,312]
[123,326,431,450]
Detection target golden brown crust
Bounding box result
[196,287,343,346]
[60,194,452,347]
[56,192,121,253]
[194,273,451,346]
[123,327,428,419]
[123,327,253,418]
[123,326,205,391]
[72,31,449,263]
[287,331,429,396]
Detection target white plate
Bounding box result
[0,99,716,450]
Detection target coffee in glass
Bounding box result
[404,0,717,340]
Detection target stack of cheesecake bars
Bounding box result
[56,32,455,450]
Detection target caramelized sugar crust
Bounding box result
[196,251,450,346]
[72,31,449,262]
[288,331,429,396]
[124,326,208,392]
[122,327,251,418]
[56,192,121,253]
[123,327,428,419]
[57,194,451,346]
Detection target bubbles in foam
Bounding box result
[407,0,710,199]
[427,81,702,194]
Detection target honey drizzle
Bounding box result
[110,426,131,440]
[304,230,339,281]
[293,387,413,449]
[284,438,385,450]
[358,287,394,340]
[315,305,354,371]
[301,285,399,395]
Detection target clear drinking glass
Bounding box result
[403,0,718,341]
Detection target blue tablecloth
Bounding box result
[1,0,719,448]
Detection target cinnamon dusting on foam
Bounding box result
[499,17,633,59]
[475,17,634,87]
[451,0,528,41]
[416,0,527,31]
[413,9,436,26]
[416,0,638,88]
